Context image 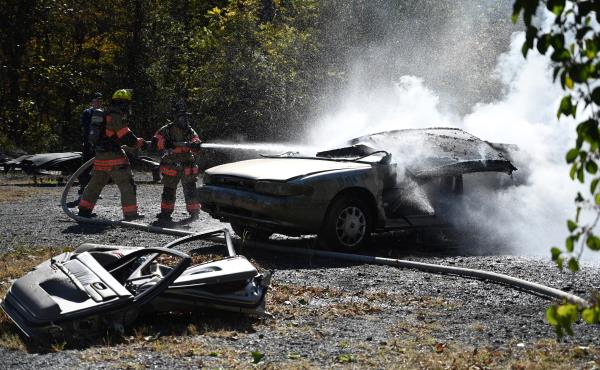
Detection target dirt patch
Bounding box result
[0,186,48,203]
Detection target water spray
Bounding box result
[173,141,318,155]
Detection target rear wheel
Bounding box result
[231,224,273,241]
[319,195,373,251]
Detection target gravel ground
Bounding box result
[0,172,599,369]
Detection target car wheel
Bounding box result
[231,224,273,241]
[319,195,373,251]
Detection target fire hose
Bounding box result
[61,159,590,307]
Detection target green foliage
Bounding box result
[336,353,357,363]
[250,350,265,363]
[0,0,330,152]
[546,303,578,337]
[187,0,323,141]
[513,0,600,337]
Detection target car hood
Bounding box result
[205,158,370,181]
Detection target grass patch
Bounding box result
[0,246,73,351]
[357,338,600,369]
[0,246,69,300]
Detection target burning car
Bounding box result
[198,128,518,250]
[0,230,270,342]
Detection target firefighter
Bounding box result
[79,92,103,194]
[78,89,147,220]
[151,100,202,223]
[66,92,103,208]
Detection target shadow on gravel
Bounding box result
[15,311,257,353]
[232,226,515,271]
[61,223,112,235]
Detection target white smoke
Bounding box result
[308,30,594,258]
[460,33,582,257]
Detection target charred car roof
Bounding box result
[346,127,517,178]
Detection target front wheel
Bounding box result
[318,195,373,251]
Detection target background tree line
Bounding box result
[0,0,333,153]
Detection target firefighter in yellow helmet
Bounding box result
[78,89,147,220]
[150,99,202,224]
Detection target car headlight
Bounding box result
[202,173,211,185]
[254,181,313,196]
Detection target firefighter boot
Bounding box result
[155,212,173,225]
[78,209,96,218]
[123,213,145,221]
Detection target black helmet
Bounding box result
[173,99,191,128]
[173,99,191,117]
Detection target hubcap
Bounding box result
[335,206,366,247]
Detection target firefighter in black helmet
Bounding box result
[150,100,202,224]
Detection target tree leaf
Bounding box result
[512,0,524,24]
[558,96,573,118]
[591,87,600,105]
[525,26,537,49]
[586,235,600,251]
[565,74,574,89]
[547,0,565,16]
[566,236,574,252]
[586,160,598,174]
[570,163,577,180]
[567,257,580,272]
[553,66,562,82]
[557,255,564,270]
[591,178,600,194]
[576,26,591,40]
[551,48,571,62]
[557,303,578,322]
[570,63,590,83]
[522,41,529,58]
[567,220,577,232]
[595,192,600,205]
[537,34,551,54]
[546,306,559,326]
[579,1,595,17]
[578,167,585,183]
[582,307,599,324]
[551,246,562,260]
[551,34,565,50]
[566,148,579,163]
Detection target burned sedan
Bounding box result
[198,128,517,250]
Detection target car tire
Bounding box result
[319,195,373,251]
[231,224,273,241]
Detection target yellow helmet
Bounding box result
[111,89,133,102]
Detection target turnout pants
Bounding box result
[160,163,200,216]
[78,156,138,217]
[77,145,95,193]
